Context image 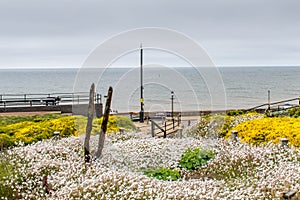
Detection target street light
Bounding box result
[171,91,174,118]
[139,44,144,123]
[171,91,174,129]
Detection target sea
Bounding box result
[0,66,299,112]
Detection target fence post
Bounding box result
[279,138,289,148]
[151,120,155,137]
[53,131,60,140]
[178,127,183,139]
[172,118,175,129]
[231,130,238,142]
[164,122,167,138]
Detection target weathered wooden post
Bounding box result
[231,130,238,142]
[282,189,298,199]
[178,127,183,139]
[84,83,95,163]
[119,128,125,134]
[279,138,289,148]
[151,120,155,137]
[95,86,113,159]
[53,131,60,140]
[164,122,167,138]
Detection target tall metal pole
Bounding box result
[171,91,174,119]
[171,91,174,129]
[140,44,144,123]
[268,90,270,111]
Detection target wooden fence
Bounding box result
[150,115,181,138]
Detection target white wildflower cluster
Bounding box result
[2,134,300,199]
[228,113,264,128]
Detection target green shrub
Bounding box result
[179,147,216,170]
[228,117,300,146]
[115,115,136,131]
[92,116,136,134]
[0,154,18,198]
[144,167,180,181]
[0,114,62,126]
[288,106,300,118]
[0,116,80,147]
[0,114,136,148]
[0,134,14,150]
[226,110,244,116]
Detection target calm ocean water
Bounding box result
[0,67,299,112]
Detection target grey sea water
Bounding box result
[0,67,299,112]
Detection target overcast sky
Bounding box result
[0,0,300,68]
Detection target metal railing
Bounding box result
[0,92,102,108]
[150,115,181,138]
[247,96,300,111]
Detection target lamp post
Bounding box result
[139,44,144,123]
[171,91,174,118]
[268,90,270,111]
[171,91,174,129]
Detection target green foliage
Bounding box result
[0,114,136,148]
[0,134,14,149]
[186,112,263,139]
[186,115,232,138]
[92,116,136,134]
[268,106,300,118]
[0,154,18,198]
[179,147,216,170]
[115,115,137,131]
[229,117,300,146]
[287,106,300,118]
[0,113,62,126]
[0,115,80,148]
[226,110,244,116]
[144,167,180,181]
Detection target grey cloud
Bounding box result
[0,0,300,67]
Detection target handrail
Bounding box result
[247,97,299,111]
[151,120,166,138]
[0,92,102,108]
[151,116,181,138]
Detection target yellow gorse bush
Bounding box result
[229,117,300,147]
[0,115,136,148]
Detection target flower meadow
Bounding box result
[1,133,300,199]
[1,110,300,199]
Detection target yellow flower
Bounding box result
[229,117,300,147]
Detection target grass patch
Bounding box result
[0,153,18,198]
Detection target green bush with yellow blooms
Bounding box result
[0,114,136,149]
[228,117,300,147]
